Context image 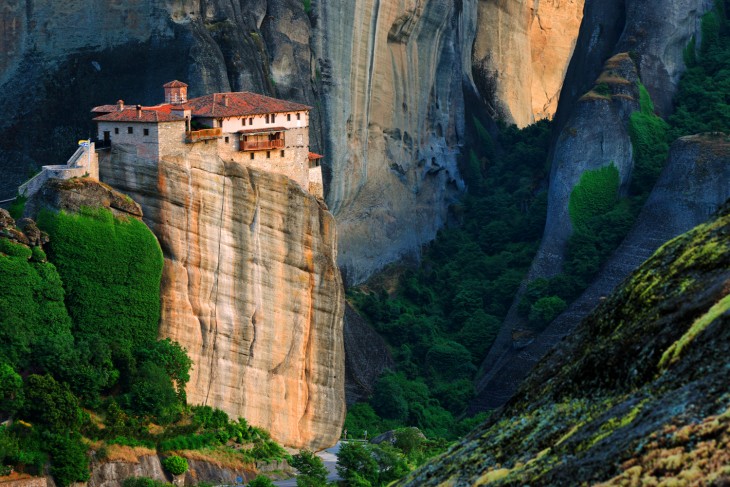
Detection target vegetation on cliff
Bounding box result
[0,203,287,485]
[398,199,730,485]
[346,119,552,438]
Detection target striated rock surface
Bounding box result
[313,0,474,283]
[100,144,345,450]
[474,133,730,410]
[472,0,584,126]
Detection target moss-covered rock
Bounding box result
[399,202,730,486]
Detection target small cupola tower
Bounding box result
[163,80,188,105]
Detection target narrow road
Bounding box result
[273,442,341,486]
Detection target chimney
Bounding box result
[117,100,124,111]
[136,105,142,118]
[223,94,229,107]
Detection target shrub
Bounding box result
[123,478,173,487]
[248,476,275,487]
[628,83,669,196]
[21,374,83,433]
[161,455,188,476]
[47,434,90,487]
[528,296,568,330]
[568,164,620,233]
[290,450,328,486]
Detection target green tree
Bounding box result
[336,442,379,486]
[21,374,83,433]
[0,364,23,416]
[528,296,568,330]
[371,374,408,422]
[127,362,180,423]
[136,339,192,400]
[291,450,328,487]
[47,433,90,487]
[248,476,275,487]
[162,455,188,475]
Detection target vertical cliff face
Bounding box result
[472,0,584,126]
[313,0,474,283]
[100,145,345,450]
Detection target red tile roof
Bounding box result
[163,80,188,88]
[308,152,324,160]
[93,108,185,123]
[181,92,311,118]
[91,104,122,113]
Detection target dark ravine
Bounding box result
[473,0,715,411]
[473,132,730,410]
[401,200,730,486]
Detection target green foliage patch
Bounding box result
[568,164,621,233]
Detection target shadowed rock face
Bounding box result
[472,0,584,127]
[473,133,730,411]
[100,145,345,450]
[314,0,474,283]
[343,303,394,405]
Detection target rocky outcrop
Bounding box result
[473,133,730,410]
[313,0,473,283]
[343,303,394,405]
[401,199,730,486]
[472,0,584,126]
[89,456,167,487]
[99,144,345,450]
[555,0,712,130]
[23,178,143,220]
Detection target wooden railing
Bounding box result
[241,139,284,151]
[186,127,222,142]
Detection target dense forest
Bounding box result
[345,0,730,442]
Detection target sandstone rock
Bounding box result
[15,219,48,247]
[472,0,584,126]
[473,133,730,410]
[0,209,13,230]
[313,0,472,283]
[24,178,143,220]
[100,145,345,450]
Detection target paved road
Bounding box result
[273,442,342,487]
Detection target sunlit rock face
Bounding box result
[314,0,474,284]
[472,0,584,127]
[100,146,345,450]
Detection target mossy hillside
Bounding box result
[0,236,74,372]
[398,203,730,486]
[37,207,163,350]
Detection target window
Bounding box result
[143,128,150,136]
[280,150,285,157]
[271,114,276,123]
[114,127,119,134]
[242,119,246,126]
[287,114,291,121]
[296,113,301,121]
[225,136,229,143]
[249,118,253,125]
[266,151,271,159]
[127,127,133,134]
[265,114,269,123]
[250,153,254,160]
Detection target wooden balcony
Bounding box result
[241,139,284,151]
[186,127,222,143]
